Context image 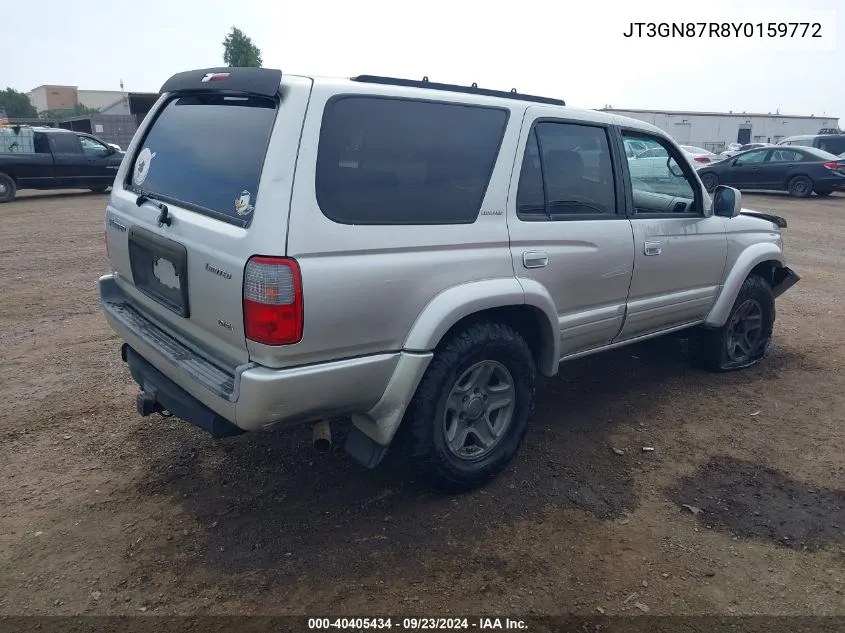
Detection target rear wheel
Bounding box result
[400,321,536,492]
[787,175,812,198]
[0,173,16,203]
[689,275,774,372]
[700,173,718,193]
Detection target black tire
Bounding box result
[399,321,537,492]
[815,190,832,197]
[700,173,718,193]
[689,275,775,372]
[89,185,109,193]
[787,175,812,198]
[0,173,16,203]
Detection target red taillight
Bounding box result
[823,161,843,170]
[694,156,710,163]
[243,256,303,346]
[104,229,109,257]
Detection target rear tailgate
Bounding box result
[104,69,313,368]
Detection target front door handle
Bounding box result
[644,241,662,256]
[523,251,548,269]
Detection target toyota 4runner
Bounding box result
[100,67,800,491]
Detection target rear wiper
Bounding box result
[134,190,171,226]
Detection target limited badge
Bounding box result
[234,190,255,216]
[133,147,156,186]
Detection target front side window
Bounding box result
[622,132,698,214]
[316,97,507,225]
[78,135,109,157]
[734,150,769,164]
[516,121,617,219]
[127,94,277,226]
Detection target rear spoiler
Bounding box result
[740,210,787,229]
[159,67,283,97]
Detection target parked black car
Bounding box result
[0,127,123,202]
[699,146,845,198]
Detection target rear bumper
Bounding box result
[99,274,400,433]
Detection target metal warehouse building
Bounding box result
[601,108,841,154]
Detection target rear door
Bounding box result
[48,132,85,186]
[105,69,313,367]
[762,148,805,188]
[505,108,635,357]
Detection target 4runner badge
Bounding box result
[480,209,503,216]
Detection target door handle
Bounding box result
[644,241,662,256]
[523,251,548,269]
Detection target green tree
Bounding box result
[0,88,37,118]
[222,27,263,68]
[39,104,100,121]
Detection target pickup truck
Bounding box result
[0,126,124,202]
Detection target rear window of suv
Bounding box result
[126,94,277,227]
[316,96,508,224]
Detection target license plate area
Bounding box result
[128,226,190,317]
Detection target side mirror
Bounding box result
[712,185,742,218]
[105,146,117,156]
[667,158,684,178]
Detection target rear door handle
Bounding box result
[644,241,662,256]
[523,251,548,268]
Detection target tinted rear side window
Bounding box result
[819,137,845,155]
[127,94,277,226]
[51,134,82,153]
[316,97,508,224]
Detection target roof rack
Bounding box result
[350,75,565,106]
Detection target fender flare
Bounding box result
[403,277,560,376]
[704,242,785,327]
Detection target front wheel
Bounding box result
[700,173,719,193]
[0,173,16,203]
[89,185,109,193]
[689,275,775,372]
[787,175,813,198]
[400,322,537,492]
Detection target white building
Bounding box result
[601,108,841,153]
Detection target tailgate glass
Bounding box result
[126,94,277,227]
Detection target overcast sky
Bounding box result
[3,0,842,122]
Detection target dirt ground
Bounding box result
[0,189,844,619]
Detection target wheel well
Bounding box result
[0,171,15,184]
[749,260,781,287]
[434,305,557,377]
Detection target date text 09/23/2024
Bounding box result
[623,22,822,38]
[308,618,527,630]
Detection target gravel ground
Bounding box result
[0,189,844,617]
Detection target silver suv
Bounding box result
[100,68,800,491]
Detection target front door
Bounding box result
[724,149,771,189]
[506,108,635,359]
[77,134,120,186]
[616,130,727,340]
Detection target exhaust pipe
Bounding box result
[312,419,332,452]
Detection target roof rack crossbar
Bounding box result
[350,75,565,106]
